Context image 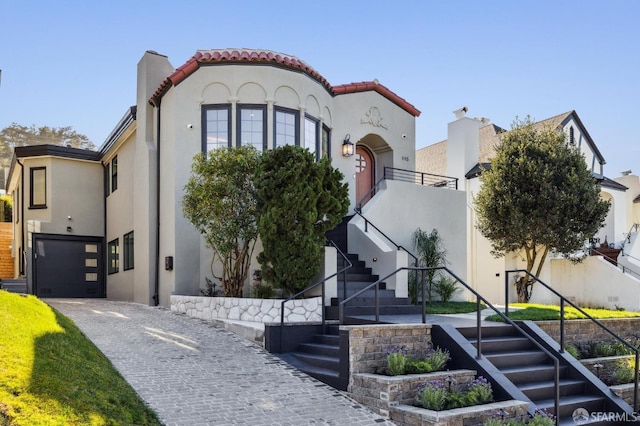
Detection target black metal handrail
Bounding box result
[278,240,352,346]
[354,167,459,211]
[384,167,458,190]
[505,269,639,412]
[590,248,640,281]
[338,265,560,422]
[621,223,640,250]
[351,210,418,266]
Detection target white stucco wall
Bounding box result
[152,60,417,305]
[105,129,136,301]
[348,179,467,300]
[545,256,640,311]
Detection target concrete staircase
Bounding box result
[325,252,421,320]
[276,325,347,390]
[433,323,632,425]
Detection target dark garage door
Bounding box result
[33,235,104,298]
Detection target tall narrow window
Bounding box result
[29,167,46,208]
[104,163,111,196]
[15,188,19,223]
[202,105,231,152]
[111,156,118,192]
[304,116,319,159]
[238,105,266,151]
[123,231,134,271]
[322,125,331,159]
[108,238,119,274]
[569,126,575,146]
[274,107,299,147]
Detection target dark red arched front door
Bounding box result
[355,146,375,206]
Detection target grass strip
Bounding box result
[0,290,160,425]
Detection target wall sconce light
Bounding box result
[66,226,72,232]
[342,134,355,157]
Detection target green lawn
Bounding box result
[0,290,160,426]
[485,303,640,322]
[425,301,486,314]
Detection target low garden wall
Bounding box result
[170,295,322,323]
[536,318,640,346]
[344,324,433,377]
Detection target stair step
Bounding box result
[276,353,347,391]
[518,379,585,400]
[502,364,568,384]
[458,325,521,339]
[469,336,535,352]
[485,349,550,368]
[535,394,607,419]
[313,334,339,346]
[298,342,339,358]
[291,352,340,371]
[331,296,413,306]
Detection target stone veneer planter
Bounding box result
[350,370,528,425]
[170,295,322,323]
[390,400,529,426]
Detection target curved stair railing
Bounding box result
[338,265,561,422]
[590,247,640,281]
[505,269,639,412]
[278,240,352,346]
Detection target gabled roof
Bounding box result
[149,48,420,116]
[535,110,605,165]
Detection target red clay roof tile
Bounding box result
[149,49,420,116]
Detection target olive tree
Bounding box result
[182,146,260,297]
[255,146,349,294]
[474,117,610,302]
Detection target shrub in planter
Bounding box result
[384,345,450,376]
[415,376,493,410]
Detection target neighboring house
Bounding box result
[5,49,467,306]
[416,107,640,308]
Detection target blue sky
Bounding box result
[1,1,638,177]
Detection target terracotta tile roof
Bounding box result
[333,80,420,116]
[149,49,420,116]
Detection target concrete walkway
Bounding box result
[46,299,393,426]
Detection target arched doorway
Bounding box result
[355,146,375,207]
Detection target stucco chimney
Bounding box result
[453,106,468,120]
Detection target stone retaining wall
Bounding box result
[536,318,640,345]
[344,324,433,377]
[350,370,476,417]
[170,295,322,323]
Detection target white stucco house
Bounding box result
[416,107,640,309]
[5,48,467,306]
[9,49,637,311]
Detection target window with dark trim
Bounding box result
[123,231,134,271]
[237,105,266,151]
[108,238,119,274]
[322,124,331,159]
[111,156,118,192]
[104,163,111,196]
[274,107,299,147]
[15,188,19,223]
[29,167,46,208]
[202,104,231,152]
[304,115,319,159]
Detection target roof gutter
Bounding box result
[152,102,161,306]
